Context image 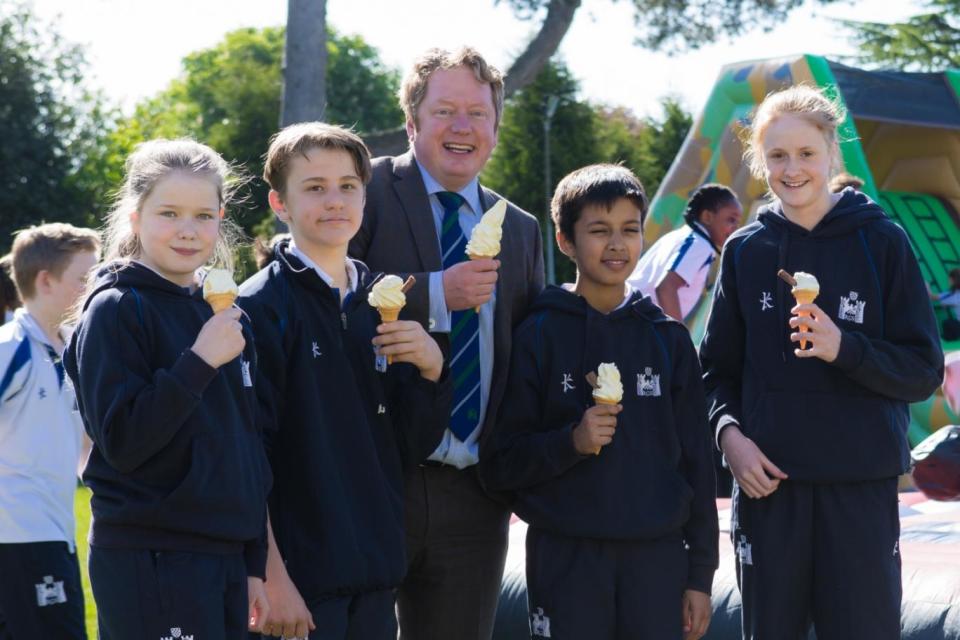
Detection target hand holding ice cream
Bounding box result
[575,363,623,455]
[777,269,819,350]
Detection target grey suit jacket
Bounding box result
[349,150,545,453]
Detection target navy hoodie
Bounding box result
[237,239,451,602]
[700,189,944,482]
[481,286,719,594]
[63,262,271,577]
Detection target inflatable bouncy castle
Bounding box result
[646,54,960,444]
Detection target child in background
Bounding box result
[701,85,943,639]
[628,183,742,322]
[483,164,718,640]
[0,223,98,639]
[239,122,450,640]
[63,139,271,640]
[1,254,21,323]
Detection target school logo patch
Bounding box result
[759,291,773,311]
[161,628,194,640]
[636,367,661,397]
[35,575,66,607]
[530,607,552,637]
[561,373,575,393]
[838,291,866,324]
[240,359,253,387]
[736,534,753,566]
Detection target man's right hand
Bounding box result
[261,565,315,639]
[443,259,499,311]
[720,426,788,499]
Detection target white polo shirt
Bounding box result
[629,222,717,319]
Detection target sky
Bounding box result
[30,0,921,119]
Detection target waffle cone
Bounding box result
[467,252,495,313]
[792,289,818,349]
[206,293,236,314]
[376,306,403,364]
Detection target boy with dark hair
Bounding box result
[1,223,99,639]
[239,122,451,640]
[483,164,718,639]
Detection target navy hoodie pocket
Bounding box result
[746,390,908,482]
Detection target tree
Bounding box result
[86,25,403,239]
[841,0,960,71]
[365,0,838,155]
[0,3,108,251]
[282,0,327,125]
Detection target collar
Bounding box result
[687,219,720,254]
[14,308,67,353]
[414,158,483,216]
[288,240,358,294]
[561,281,636,312]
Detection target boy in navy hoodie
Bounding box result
[483,164,718,640]
[238,123,451,640]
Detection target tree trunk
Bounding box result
[281,0,327,126]
[365,0,581,156]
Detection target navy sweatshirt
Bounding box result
[63,262,271,577]
[700,189,944,482]
[481,286,719,594]
[237,240,451,602]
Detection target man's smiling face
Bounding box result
[407,65,498,192]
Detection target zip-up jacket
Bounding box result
[237,240,451,602]
[481,286,718,594]
[63,262,271,577]
[700,189,944,482]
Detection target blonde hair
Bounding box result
[743,85,846,180]
[263,122,372,194]
[10,223,100,300]
[102,138,243,271]
[399,46,505,131]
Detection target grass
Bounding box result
[74,486,97,639]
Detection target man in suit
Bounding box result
[349,46,544,640]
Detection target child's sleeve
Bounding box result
[243,520,268,580]
[68,291,217,474]
[831,227,944,401]
[480,320,584,492]
[236,294,286,458]
[385,362,453,469]
[671,327,720,595]
[699,242,747,444]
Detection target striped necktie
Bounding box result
[435,191,482,442]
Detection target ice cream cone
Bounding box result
[206,292,236,314]
[467,252,491,313]
[792,289,818,349]
[590,397,619,455]
[377,306,403,364]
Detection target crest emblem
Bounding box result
[637,367,661,397]
[838,291,866,324]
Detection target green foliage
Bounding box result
[499,0,839,53]
[841,0,960,71]
[0,3,110,252]
[88,25,403,248]
[483,62,691,283]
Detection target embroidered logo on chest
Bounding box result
[838,291,866,324]
[240,359,253,387]
[636,367,661,397]
[560,373,575,393]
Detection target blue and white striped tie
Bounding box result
[436,191,481,442]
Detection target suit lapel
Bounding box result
[392,152,442,271]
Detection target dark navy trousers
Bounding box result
[90,547,248,640]
[731,478,901,640]
[0,541,86,640]
[524,527,688,640]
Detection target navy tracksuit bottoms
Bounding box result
[89,547,248,640]
[524,527,689,640]
[0,541,86,640]
[731,478,901,640]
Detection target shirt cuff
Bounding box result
[429,271,450,332]
[715,414,740,449]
